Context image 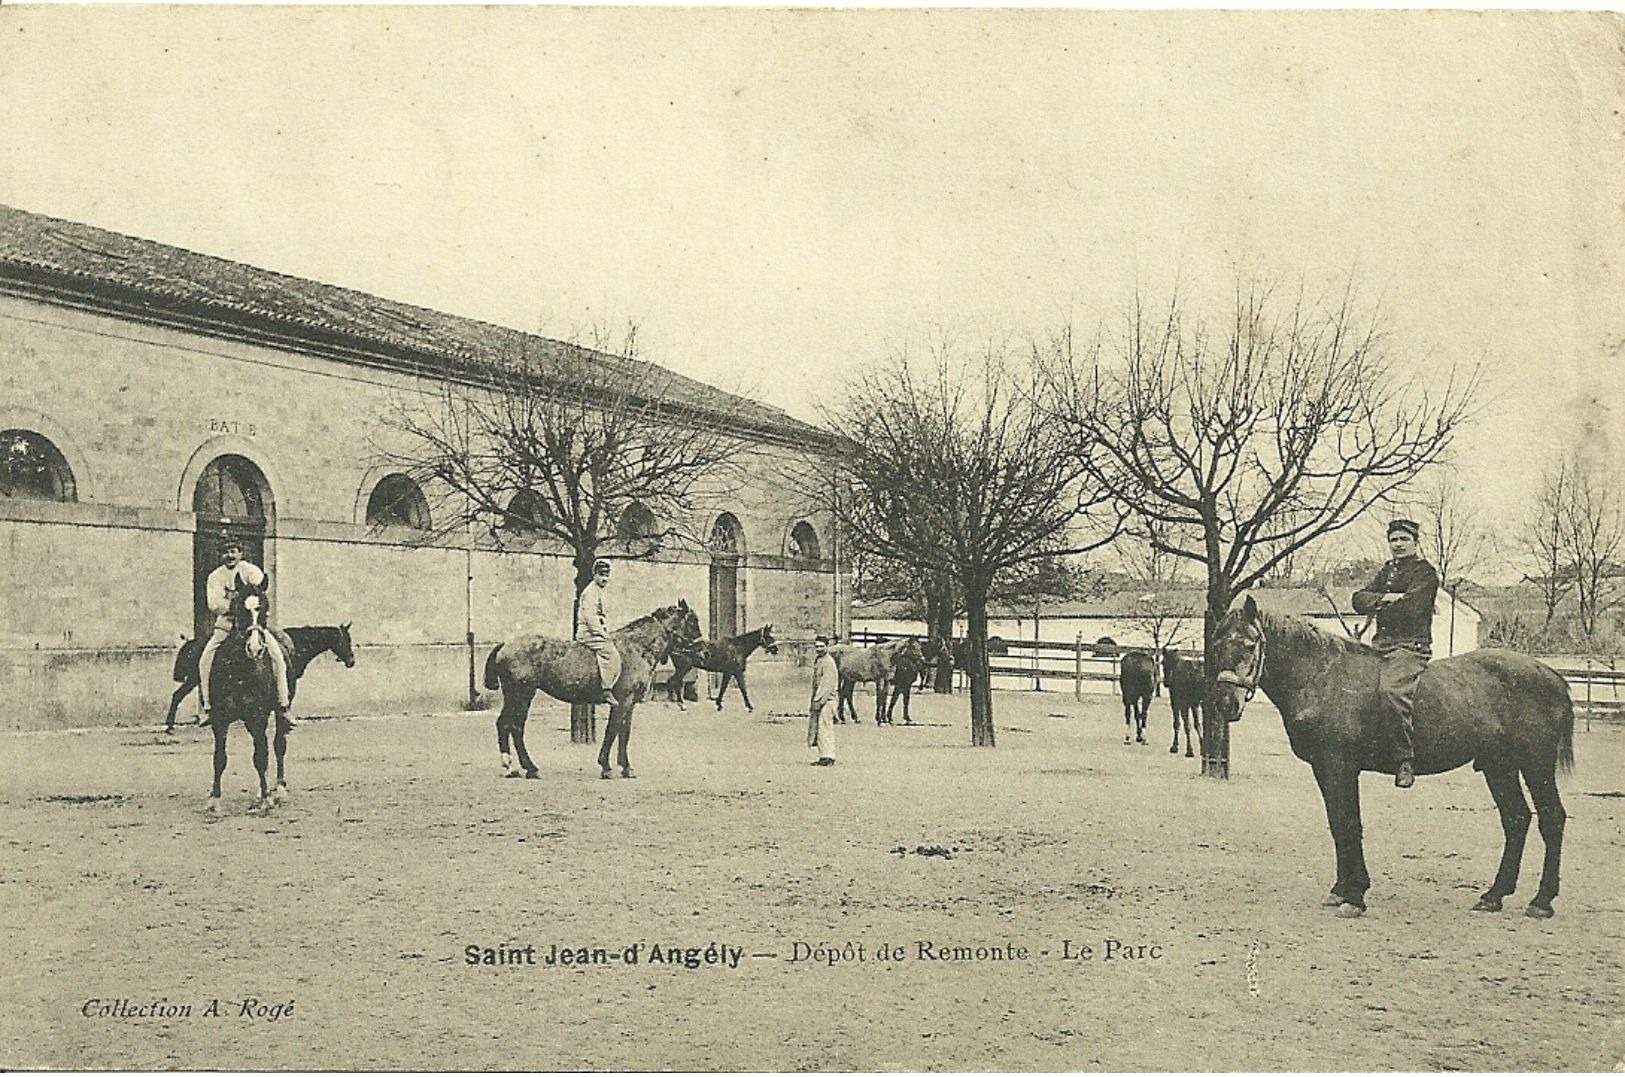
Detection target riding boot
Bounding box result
[1395,759,1415,788]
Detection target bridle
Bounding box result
[1214,628,1267,704]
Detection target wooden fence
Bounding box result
[849,628,1625,714]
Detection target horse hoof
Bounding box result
[273,785,288,803]
[600,769,613,780]
[1525,902,1555,920]
[1185,751,1194,758]
[1321,893,1344,908]
[621,769,636,779]
[523,770,540,780]
[1335,903,1365,919]
[1471,896,1503,913]
[501,770,523,779]
[205,799,221,815]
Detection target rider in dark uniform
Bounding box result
[1351,518,1439,788]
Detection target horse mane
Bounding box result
[614,604,687,636]
[1255,609,1378,660]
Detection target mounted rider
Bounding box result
[1351,517,1439,789]
[197,532,292,725]
[578,558,620,704]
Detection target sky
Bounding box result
[2,8,1620,572]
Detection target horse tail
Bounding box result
[1557,692,1576,776]
[483,644,506,691]
[174,636,199,682]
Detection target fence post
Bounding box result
[1074,633,1083,700]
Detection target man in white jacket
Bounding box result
[576,558,620,705]
[807,635,839,766]
[197,535,291,723]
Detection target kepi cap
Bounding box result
[1387,518,1420,539]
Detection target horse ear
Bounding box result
[1243,595,1259,622]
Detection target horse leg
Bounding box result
[1123,698,1132,744]
[1523,766,1566,918]
[494,684,521,777]
[1313,755,1370,915]
[508,688,540,779]
[714,671,731,711]
[1473,765,1530,913]
[165,678,196,733]
[249,718,272,810]
[272,714,289,801]
[617,705,634,778]
[838,682,854,724]
[1170,704,1180,753]
[900,684,911,725]
[736,670,754,713]
[1136,698,1148,743]
[597,706,617,778]
[209,721,228,813]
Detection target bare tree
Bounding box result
[1414,472,1492,654]
[1563,460,1625,646]
[382,324,750,741]
[1041,278,1477,778]
[821,343,1120,747]
[1519,456,1575,629]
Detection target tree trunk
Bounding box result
[1200,565,1232,780]
[570,559,597,745]
[928,579,956,694]
[966,577,996,747]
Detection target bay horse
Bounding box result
[666,624,779,712]
[1162,648,1204,757]
[828,637,925,724]
[483,600,702,780]
[166,623,355,733]
[1210,595,1574,919]
[1119,650,1156,745]
[206,576,290,814]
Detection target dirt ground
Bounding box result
[2,679,1622,1072]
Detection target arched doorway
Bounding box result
[192,454,273,638]
[708,512,744,645]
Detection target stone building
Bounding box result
[0,204,845,730]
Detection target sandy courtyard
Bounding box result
[1,678,1621,1071]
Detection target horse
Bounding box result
[1119,649,1157,745]
[666,624,779,712]
[165,623,356,733]
[882,638,937,725]
[205,575,290,814]
[483,600,703,780]
[828,637,925,724]
[925,635,1008,692]
[1162,648,1204,757]
[1209,595,1574,919]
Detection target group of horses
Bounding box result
[1110,641,1204,756]
[187,585,1579,921]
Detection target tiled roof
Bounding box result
[0,203,824,444]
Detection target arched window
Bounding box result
[502,490,551,534]
[366,474,430,530]
[710,512,743,557]
[617,502,658,542]
[0,429,76,501]
[193,454,267,522]
[789,520,821,561]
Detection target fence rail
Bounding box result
[849,628,1624,706]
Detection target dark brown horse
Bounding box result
[166,623,355,733]
[206,575,290,814]
[1209,596,1574,919]
[828,637,925,724]
[1119,650,1157,745]
[1162,648,1204,757]
[883,636,943,725]
[483,600,702,780]
[667,624,779,712]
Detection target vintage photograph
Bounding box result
[1,7,1621,1071]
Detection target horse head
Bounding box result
[759,623,780,656]
[923,636,953,666]
[228,576,269,635]
[671,599,703,649]
[334,621,357,668]
[1209,595,1267,724]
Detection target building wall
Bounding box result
[0,293,846,730]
